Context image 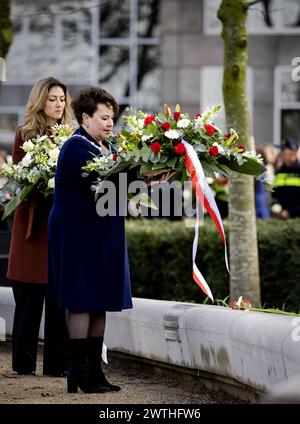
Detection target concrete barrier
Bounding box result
[1,287,300,397]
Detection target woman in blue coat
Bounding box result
[48,87,132,394]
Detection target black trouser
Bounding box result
[12,281,68,375]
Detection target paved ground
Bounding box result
[0,341,247,404]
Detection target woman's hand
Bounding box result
[142,168,177,186]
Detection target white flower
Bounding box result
[48,177,55,189]
[22,140,35,151]
[141,134,153,142]
[21,152,32,167]
[206,177,214,185]
[137,119,145,129]
[212,142,225,155]
[164,129,181,140]
[236,296,243,308]
[48,148,60,165]
[177,119,190,129]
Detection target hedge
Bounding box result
[126,218,300,312]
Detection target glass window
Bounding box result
[98,0,161,110]
[281,110,300,141]
[136,45,161,109]
[274,67,300,145]
[100,0,130,38]
[6,0,95,83]
[138,0,160,37]
[99,46,130,99]
[28,14,55,51]
[280,70,300,102]
[5,0,161,113]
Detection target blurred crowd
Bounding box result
[255,139,300,220]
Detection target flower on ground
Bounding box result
[232,296,252,310]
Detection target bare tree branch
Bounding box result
[247,0,265,6]
[247,0,273,27]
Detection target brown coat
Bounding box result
[7,128,52,284]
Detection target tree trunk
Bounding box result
[218,0,261,306]
[0,0,13,87]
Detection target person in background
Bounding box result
[7,77,73,376]
[0,149,10,229]
[272,139,300,219]
[255,146,275,219]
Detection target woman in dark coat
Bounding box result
[7,77,73,376]
[48,87,132,394]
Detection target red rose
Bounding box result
[238,145,245,152]
[112,153,118,161]
[225,132,231,138]
[161,122,171,132]
[209,146,219,157]
[205,124,216,136]
[151,142,162,153]
[174,142,186,155]
[144,115,155,126]
[195,113,202,119]
[218,178,228,186]
[173,111,181,121]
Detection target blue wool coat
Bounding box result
[47,126,133,312]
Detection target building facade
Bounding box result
[0,0,300,151]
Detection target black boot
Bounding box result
[67,338,110,394]
[87,337,121,392]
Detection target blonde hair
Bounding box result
[20,76,73,141]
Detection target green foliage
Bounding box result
[126,219,300,312]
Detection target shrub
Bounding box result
[126,218,300,312]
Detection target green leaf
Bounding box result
[130,192,158,210]
[151,152,161,163]
[142,154,150,162]
[218,156,266,177]
[159,155,168,163]
[139,162,153,175]
[2,185,34,220]
[166,156,178,168]
[151,162,167,170]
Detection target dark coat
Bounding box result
[47,126,133,312]
[272,161,300,217]
[7,128,52,284]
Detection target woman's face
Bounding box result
[43,85,66,124]
[85,103,114,141]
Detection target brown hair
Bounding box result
[71,87,119,124]
[20,76,73,141]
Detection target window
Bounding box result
[98,0,161,111]
[6,0,97,84]
[5,0,161,111]
[274,66,300,145]
[203,0,300,35]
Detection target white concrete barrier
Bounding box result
[0,287,45,339]
[1,287,299,393]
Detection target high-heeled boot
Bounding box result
[87,336,121,392]
[67,338,110,394]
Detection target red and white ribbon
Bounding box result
[182,140,230,301]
